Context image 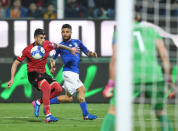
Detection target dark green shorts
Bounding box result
[134,82,165,110]
[110,82,165,110]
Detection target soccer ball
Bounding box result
[31,45,45,60]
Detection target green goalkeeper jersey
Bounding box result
[133,23,164,83]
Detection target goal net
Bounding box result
[132,0,178,130]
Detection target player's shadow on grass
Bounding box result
[61,117,84,121]
[27,116,43,122]
[27,119,43,122]
[6,117,43,123]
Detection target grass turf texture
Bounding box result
[0,103,177,131]
[0,103,107,131]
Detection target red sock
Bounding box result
[39,80,51,115]
[37,82,62,104]
[50,82,62,99]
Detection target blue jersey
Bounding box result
[51,39,89,74]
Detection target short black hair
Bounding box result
[61,24,72,30]
[34,28,45,37]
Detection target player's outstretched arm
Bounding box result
[109,44,116,81]
[7,59,21,88]
[56,44,77,55]
[156,39,171,77]
[87,51,97,58]
[156,39,176,98]
[103,43,116,98]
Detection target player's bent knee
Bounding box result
[55,82,63,93]
[51,82,63,94]
[78,96,85,103]
[66,93,73,102]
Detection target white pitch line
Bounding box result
[0,116,36,119]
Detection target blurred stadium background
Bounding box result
[0,0,178,130]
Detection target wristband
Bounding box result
[168,75,173,83]
[107,79,115,88]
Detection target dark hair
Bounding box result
[134,5,142,22]
[61,24,72,30]
[34,28,45,37]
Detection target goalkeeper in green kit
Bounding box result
[101,17,174,131]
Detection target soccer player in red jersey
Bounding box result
[7,28,77,123]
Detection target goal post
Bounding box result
[116,0,134,131]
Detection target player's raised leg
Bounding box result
[32,79,58,122]
[40,80,59,123]
[50,82,63,98]
[32,80,63,116]
[43,93,73,115]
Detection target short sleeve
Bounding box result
[17,48,27,62]
[154,30,162,40]
[47,41,57,51]
[78,40,89,55]
[50,49,60,59]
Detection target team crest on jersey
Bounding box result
[74,43,78,47]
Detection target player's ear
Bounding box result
[34,36,37,41]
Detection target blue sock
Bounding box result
[50,97,60,104]
[80,102,89,116]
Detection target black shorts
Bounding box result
[28,71,56,91]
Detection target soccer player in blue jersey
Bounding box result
[48,24,98,120]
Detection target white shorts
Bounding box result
[62,71,84,96]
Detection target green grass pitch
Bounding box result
[0,103,108,131]
[0,103,177,131]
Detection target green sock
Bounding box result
[158,115,173,131]
[100,114,115,131]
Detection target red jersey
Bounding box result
[17,40,56,73]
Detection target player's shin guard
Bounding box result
[50,82,62,99]
[100,114,115,131]
[158,115,173,131]
[40,80,51,115]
